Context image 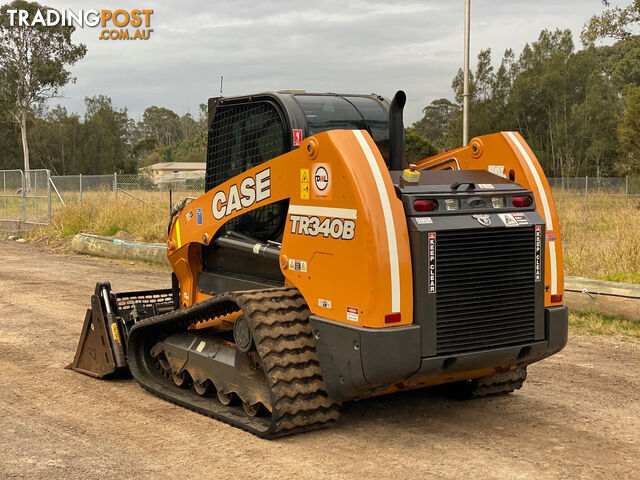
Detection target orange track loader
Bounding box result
[69,90,568,437]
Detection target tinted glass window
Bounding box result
[345,96,389,143]
[345,96,389,163]
[295,96,367,134]
[296,95,389,164]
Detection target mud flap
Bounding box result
[67,283,127,378]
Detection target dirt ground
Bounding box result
[0,240,638,480]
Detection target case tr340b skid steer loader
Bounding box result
[69,90,568,438]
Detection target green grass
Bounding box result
[569,311,640,341]
[604,271,640,284]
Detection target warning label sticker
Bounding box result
[499,212,530,227]
[300,168,309,200]
[535,225,542,282]
[416,217,433,224]
[488,165,506,178]
[318,298,332,309]
[477,183,495,189]
[427,232,436,294]
[293,129,303,146]
[288,259,308,272]
[346,306,359,322]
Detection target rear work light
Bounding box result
[444,198,459,210]
[385,313,401,324]
[414,199,438,212]
[511,195,533,207]
[491,197,505,208]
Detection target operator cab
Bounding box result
[205,91,396,240]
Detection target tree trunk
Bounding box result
[20,110,31,192]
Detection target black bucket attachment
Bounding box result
[68,283,174,378]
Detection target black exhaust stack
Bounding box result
[389,90,407,171]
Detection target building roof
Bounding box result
[140,162,206,171]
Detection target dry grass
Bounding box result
[29,191,168,244]
[27,189,640,286]
[554,193,640,284]
[569,311,640,341]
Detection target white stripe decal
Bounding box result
[548,241,558,294]
[288,205,357,219]
[353,130,401,312]
[506,132,558,294]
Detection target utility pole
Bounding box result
[462,0,471,145]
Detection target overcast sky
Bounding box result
[34,0,613,124]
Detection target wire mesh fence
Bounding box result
[1,170,639,226]
[548,176,640,206]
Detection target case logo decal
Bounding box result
[211,167,271,220]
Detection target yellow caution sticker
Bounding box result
[110,322,122,346]
[175,219,182,248]
[300,168,309,200]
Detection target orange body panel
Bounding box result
[413,132,564,308]
[168,129,563,335]
[167,130,413,328]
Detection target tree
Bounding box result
[582,0,640,44]
[29,105,83,174]
[80,96,131,174]
[412,98,458,149]
[405,128,437,163]
[616,85,640,174]
[0,1,86,184]
[141,106,181,147]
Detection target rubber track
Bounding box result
[469,367,527,398]
[127,287,340,438]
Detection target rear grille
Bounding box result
[435,227,536,355]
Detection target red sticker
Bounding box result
[293,129,303,146]
[546,230,556,241]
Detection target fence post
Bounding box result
[625,176,629,196]
[21,171,26,223]
[47,170,52,223]
[585,176,588,204]
[114,172,118,199]
[3,171,6,221]
[79,173,83,205]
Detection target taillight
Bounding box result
[550,294,563,303]
[385,313,401,324]
[414,199,438,212]
[511,195,533,207]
